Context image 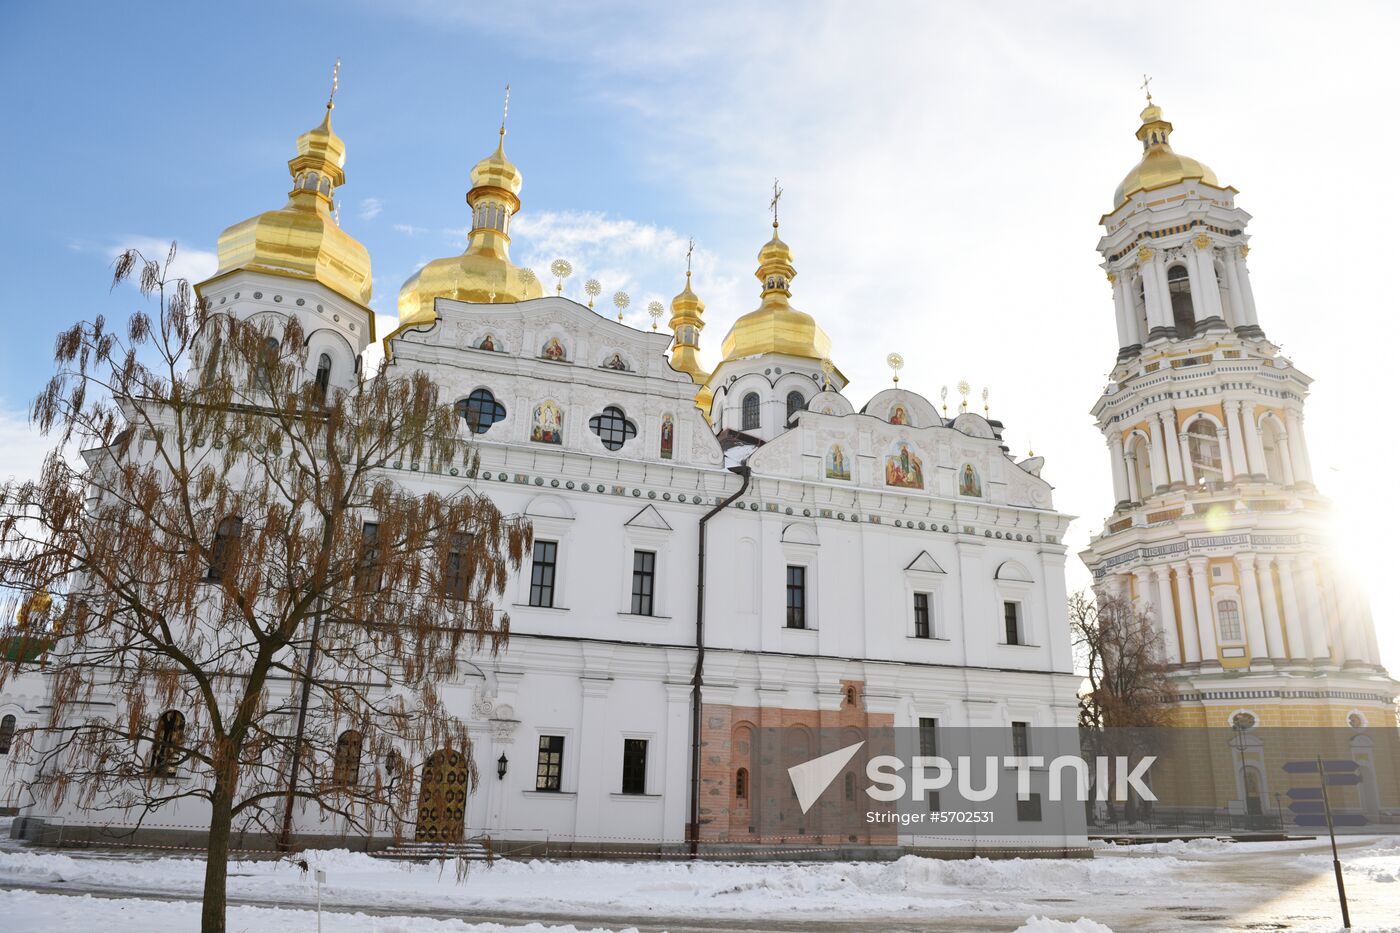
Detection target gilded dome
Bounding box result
[668,269,708,385]
[718,224,832,363]
[396,127,541,329]
[1113,102,1220,207]
[211,104,373,313]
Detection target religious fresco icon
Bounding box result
[475,333,499,352]
[889,404,909,425]
[884,441,924,489]
[825,444,850,480]
[960,463,982,497]
[531,400,564,445]
[660,413,674,460]
[541,337,568,361]
[602,352,628,371]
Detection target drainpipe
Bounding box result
[688,465,751,859]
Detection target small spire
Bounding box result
[327,58,341,112]
[686,236,694,278]
[769,178,783,229]
[500,83,510,138]
[1139,73,1152,105]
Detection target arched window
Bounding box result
[333,729,363,788]
[443,532,474,601]
[150,709,185,777]
[1217,599,1243,642]
[206,516,242,582]
[741,392,760,431]
[786,391,805,420]
[1187,420,1223,484]
[735,767,749,800]
[456,389,506,435]
[1215,261,1235,326]
[385,748,404,783]
[0,714,15,755]
[588,406,637,450]
[1166,265,1194,337]
[314,353,332,397]
[1128,434,1153,500]
[256,336,280,390]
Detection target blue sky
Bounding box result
[2,1,1398,667]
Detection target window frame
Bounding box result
[913,592,932,639]
[621,737,649,795]
[741,392,761,431]
[206,515,243,583]
[457,388,507,435]
[529,539,559,608]
[1011,720,1031,758]
[535,734,565,792]
[785,564,808,629]
[0,713,16,755]
[588,405,638,451]
[1003,600,1023,646]
[630,549,656,616]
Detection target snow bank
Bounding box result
[1014,919,1115,933]
[0,889,638,933]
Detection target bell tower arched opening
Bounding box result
[1166,264,1194,337]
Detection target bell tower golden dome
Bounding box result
[208,66,373,325]
[396,86,543,328]
[717,215,832,364]
[1112,91,1223,207]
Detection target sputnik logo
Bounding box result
[788,741,864,814]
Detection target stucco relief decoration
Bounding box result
[541,336,568,362]
[660,413,674,460]
[884,440,924,489]
[959,463,982,497]
[531,400,564,445]
[826,443,851,480]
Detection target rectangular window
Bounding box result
[530,540,558,608]
[1011,720,1031,758]
[1017,792,1043,822]
[927,789,941,812]
[355,522,381,593]
[913,592,931,638]
[785,565,807,629]
[443,532,474,601]
[918,717,939,758]
[631,550,656,616]
[536,735,564,791]
[1003,600,1022,645]
[621,738,649,794]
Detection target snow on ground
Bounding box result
[1013,920,1115,933]
[0,889,638,933]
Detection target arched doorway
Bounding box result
[415,749,469,842]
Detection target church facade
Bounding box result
[1080,95,1396,816]
[8,90,1084,854]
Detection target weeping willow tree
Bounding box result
[0,245,530,932]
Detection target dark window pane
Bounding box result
[588,406,637,450]
[207,515,242,582]
[315,353,332,397]
[622,738,648,794]
[1017,792,1043,822]
[914,592,930,638]
[741,393,760,431]
[536,735,564,791]
[444,532,474,601]
[1011,721,1030,757]
[457,389,507,435]
[356,522,382,593]
[786,565,806,629]
[0,714,15,755]
[631,550,655,616]
[786,391,805,419]
[1004,601,1021,645]
[530,540,558,608]
[918,717,938,758]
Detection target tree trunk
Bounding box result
[201,781,234,933]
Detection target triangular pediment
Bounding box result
[905,550,946,574]
[625,504,673,531]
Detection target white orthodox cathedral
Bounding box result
[1,83,1392,850]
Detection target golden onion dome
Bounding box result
[1113,101,1220,207]
[718,223,832,363]
[668,269,708,385]
[210,101,373,315]
[396,126,541,328]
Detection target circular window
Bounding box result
[588,405,637,450]
[456,389,506,434]
[1230,711,1257,731]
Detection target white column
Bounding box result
[1284,409,1313,484]
[1236,250,1260,326]
[1183,246,1207,326]
[1160,412,1184,486]
[1193,240,1225,322]
[1172,562,1201,664]
[1141,255,1171,334]
[1241,401,1267,478]
[1124,448,1142,502]
[1319,571,1359,666]
[1218,423,1236,483]
[1177,431,1197,486]
[1188,558,1218,664]
[1256,556,1288,660]
[1153,566,1182,664]
[1115,275,1141,346]
[1222,251,1244,327]
[1275,557,1307,663]
[1154,259,1173,330]
[1276,430,1297,486]
[1146,417,1170,492]
[1108,433,1130,505]
[1235,555,1270,664]
[1295,558,1332,662]
[1224,402,1250,480]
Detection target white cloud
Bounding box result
[392,223,429,237]
[359,197,384,221]
[0,401,54,486]
[71,236,220,288]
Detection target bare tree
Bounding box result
[1069,589,1176,821]
[0,246,530,932]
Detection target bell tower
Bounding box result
[1081,94,1393,730]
